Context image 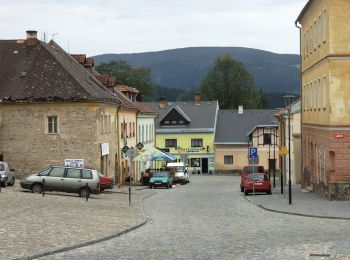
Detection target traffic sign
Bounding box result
[279,146,288,155]
[249,147,258,159]
[122,145,129,154]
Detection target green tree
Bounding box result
[96,60,155,101]
[199,54,265,109]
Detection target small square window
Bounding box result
[165,139,177,147]
[224,156,233,165]
[191,158,200,167]
[191,139,203,147]
[263,133,271,145]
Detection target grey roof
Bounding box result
[0,39,119,104]
[215,109,277,144]
[147,101,219,133]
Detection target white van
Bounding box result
[167,162,189,184]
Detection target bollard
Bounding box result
[85,183,89,201]
[42,179,45,197]
[129,186,131,206]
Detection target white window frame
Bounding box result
[47,116,58,134]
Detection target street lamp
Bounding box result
[283,94,296,205]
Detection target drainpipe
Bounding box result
[295,20,303,188]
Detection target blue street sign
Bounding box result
[249,147,258,159]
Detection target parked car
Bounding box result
[149,171,173,189]
[240,165,266,192]
[98,172,114,191]
[167,162,189,184]
[244,173,271,196]
[20,166,100,197]
[0,161,15,187]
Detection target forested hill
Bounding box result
[94,47,300,94]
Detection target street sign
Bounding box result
[279,146,288,155]
[334,133,345,139]
[249,147,258,159]
[122,145,129,154]
[136,142,144,150]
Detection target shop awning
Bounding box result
[133,147,176,162]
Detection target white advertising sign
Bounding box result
[64,159,84,168]
[101,143,110,156]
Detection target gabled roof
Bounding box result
[134,102,158,115]
[147,101,219,132]
[158,106,191,124]
[215,110,277,144]
[110,88,138,111]
[117,85,139,94]
[0,39,118,104]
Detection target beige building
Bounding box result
[0,31,120,178]
[296,0,350,199]
[214,108,279,174]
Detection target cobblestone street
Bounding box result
[0,183,153,260]
[42,175,350,260]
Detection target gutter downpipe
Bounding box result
[295,20,303,188]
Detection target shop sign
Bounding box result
[65,159,84,168]
[175,146,205,153]
[334,133,345,139]
[101,143,110,156]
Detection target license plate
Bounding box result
[255,183,263,185]
[155,183,161,185]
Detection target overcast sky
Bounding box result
[0,0,307,56]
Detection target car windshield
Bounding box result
[0,164,4,171]
[248,174,265,181]
[243,166,264,174]
[153,172,169,177]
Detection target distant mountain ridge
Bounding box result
[93,47,300,94]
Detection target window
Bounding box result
[305,84,308,109]
[263,133,272,145]
[171,120,177,124]
[179,120,184,124]
[309,82,312,109]
[47,116,58,134]
[38,168,52,176]
[133,122,135,137]
[191,139,203,147]
[224,156,233,165]
[48,167,65,177]
[190,158,200,167]
[82,170,93,179]
[120,123,124,139]
[318,15,322,46]
[323,8,327,42]
[306,29,309,55]
[165,139,177,147]
[318,78,321,109]
[314,20,317,50]
[66,169,81,179]
[164,120,170,124]
[323,76,327,108]
[138,125,141,141]
[310,25,313,53]
[314,80,317,109]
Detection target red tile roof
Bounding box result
[117,85,139,94]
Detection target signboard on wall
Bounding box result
[334,133,345,139]
[64,159,84,168]
[101,143,110,156]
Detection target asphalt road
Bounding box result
[42,175,350,260]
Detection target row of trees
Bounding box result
[97,54,266,109]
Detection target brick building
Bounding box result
[296,0,350,199]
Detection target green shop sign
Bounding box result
[175,146,205,153]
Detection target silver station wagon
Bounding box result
[20,166,100,197]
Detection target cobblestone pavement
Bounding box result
[0,182,154,260]
[42,175,350,260]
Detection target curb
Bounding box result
[244,197,350,221]
[14,192,156,260]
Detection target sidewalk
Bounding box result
[245,181,350,220]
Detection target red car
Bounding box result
[244,173,271,196]
[98,172,114,191]
[240,165,266,192]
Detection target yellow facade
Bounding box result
[156,133,215,173]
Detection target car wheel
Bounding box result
[149,185,152,189]
[240,186,244,192]
[79,187,90,198]
[1,181,6,188]
[8,177,15,186]
[244,190,249,196]
[31,183,43,193]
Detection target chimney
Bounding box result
[194,92,201,105]
[25,30,38,45]
[238,105,244,114]
[159,97,166,109]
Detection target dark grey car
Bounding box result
[20,166,100,197]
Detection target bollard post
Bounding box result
[129,186,131,206]
[42,179,45,197]
[86,183,89,201]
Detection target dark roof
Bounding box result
[215,110,277,144]
[147,101,219,132]
[135,102,158,114]
[0,39,118,104]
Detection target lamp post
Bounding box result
[283,95,295,205]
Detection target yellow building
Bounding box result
[296,0,350,199]
[215,108,279,174]
[148,96,218,173]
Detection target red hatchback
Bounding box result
[98,172,114,191]
[240,165,266,192]
[244,173,271,196]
